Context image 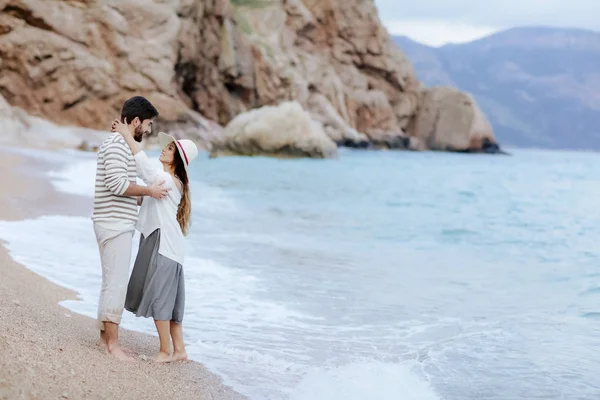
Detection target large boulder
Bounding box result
[412,87,499,152]
[210,101,338,159]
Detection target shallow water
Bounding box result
[2,147,599,399]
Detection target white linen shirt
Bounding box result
[134,151,185,265]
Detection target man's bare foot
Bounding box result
[97,331,108,353]
[155,351,173,363]
[97,340,108,354]
[172,351,188,362]
[107,344,136,363]
[121,347,136,357]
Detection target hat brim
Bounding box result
[158,132,189,173]
[158,131,176,149]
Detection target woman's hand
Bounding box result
[111,118,132,138]
[110,117,140,155]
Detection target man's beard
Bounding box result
[134,125,146,143]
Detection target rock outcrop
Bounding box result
[0,0,499,156]
[413,87,497,152]
[237,0,422,147]
[211,101,337,158]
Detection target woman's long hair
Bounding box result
[172,148,191,236]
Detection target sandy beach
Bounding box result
[0,147,245,400]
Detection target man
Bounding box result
[92,96,169,361]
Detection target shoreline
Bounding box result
[0,146,245,400]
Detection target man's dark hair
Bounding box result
[120,96,159,124]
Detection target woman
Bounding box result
[111,118,198,363]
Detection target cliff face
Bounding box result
[238,0,422,148]
[0,0,498,153]
[0,0,190,127]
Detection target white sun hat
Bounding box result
[158,132,198,173]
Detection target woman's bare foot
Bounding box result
[155,351,173,363]
[172,351,188,362]
[107,344,136,363]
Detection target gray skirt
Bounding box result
[125,229,185,323]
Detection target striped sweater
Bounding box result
[91,134,138,229]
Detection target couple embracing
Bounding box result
[92,96,198,363]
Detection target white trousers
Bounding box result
[94,223,134,330]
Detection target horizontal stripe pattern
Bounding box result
[92,135,138,224]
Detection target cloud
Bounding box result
[383,20,500,46]
[375,0,599,29]
[375,0,600,45]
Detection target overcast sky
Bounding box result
[375,0,600,46]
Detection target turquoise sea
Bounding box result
[1,147,599,399]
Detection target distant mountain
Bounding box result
[393,27,600,150]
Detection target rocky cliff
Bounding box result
[0,0,499,155]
